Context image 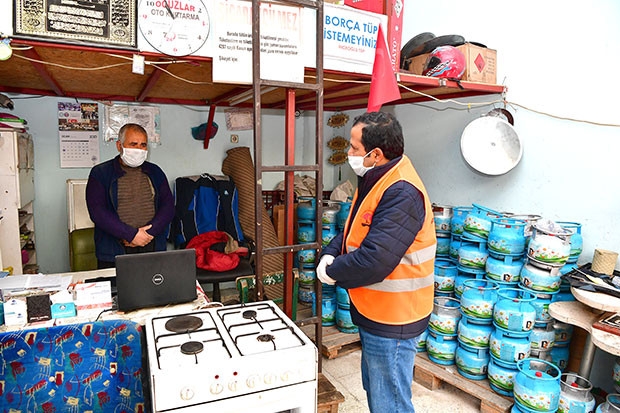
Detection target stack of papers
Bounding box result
[0,274,73,295]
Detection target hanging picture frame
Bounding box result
[225,108,254,131]
[14,0,137,48]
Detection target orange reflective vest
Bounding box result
[344,155,436,325]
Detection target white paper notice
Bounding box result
[322,4,386,75]
[58,101,100,168]
[213,0,303,84]
[103,104,161,144]
[129,106,160,144]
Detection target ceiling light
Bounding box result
[0,38,12,61]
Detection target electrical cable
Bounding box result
[6,52,620,127]
[14,53,131,71]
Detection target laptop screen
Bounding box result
[115,249,197,312]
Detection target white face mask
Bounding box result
[121,147,148,168]
[348,149,375,177]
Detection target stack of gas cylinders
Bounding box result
[296,197,359,333]
[296,196,319,307]
[322,198,358,334]
[419,203,585,407]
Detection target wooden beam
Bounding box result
[137,60,170,102]
[204,104,216,150]
[21,48,64,96]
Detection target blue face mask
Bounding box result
[347,149,375,177]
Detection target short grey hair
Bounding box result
[118,123,148,144]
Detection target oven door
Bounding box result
[163,381,317,413]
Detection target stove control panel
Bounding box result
[205,362,311,399]
[156,352,317,409]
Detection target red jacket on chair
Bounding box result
[186,231,243,272]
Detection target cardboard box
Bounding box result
[26,294,51,323]
[51,302,77,319]
[50,290,77,318]
[404,43,497,84]
[273,204,298,246]
[344,0,384,15]
[341,0,404,72]
[73,281,113,316]
[4,297,28,326]
[384,0,404,72]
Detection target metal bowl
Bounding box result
[460,116,523,176]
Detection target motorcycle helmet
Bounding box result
[422,45,466,80]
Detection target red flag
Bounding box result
[367,25,401,113]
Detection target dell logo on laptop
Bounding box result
[152,274,164,285]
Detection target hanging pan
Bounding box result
[460,108,523,176]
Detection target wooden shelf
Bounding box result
[0,130,37,274]
[0,39,506,111]
[19,213,34,227]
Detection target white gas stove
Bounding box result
[144,300,318,412]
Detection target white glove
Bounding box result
[317,255,336,285]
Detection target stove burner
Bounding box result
[257,333,275,342]
[165,315,203,333]
[242,310,257,320]
[180,341,204,355]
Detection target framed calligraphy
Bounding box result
[14,0,137,49]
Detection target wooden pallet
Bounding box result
[318,373,345,413]
[414,353,513,413]
[299,322,361,359]
[320,325,361,359]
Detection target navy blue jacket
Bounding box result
[86,155,174,262]
[320,157,430,338]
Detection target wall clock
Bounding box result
[139,0,210,56]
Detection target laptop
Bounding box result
[115,249,197,312]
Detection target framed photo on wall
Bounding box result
[14,0,137,49]
[225,108,253,131]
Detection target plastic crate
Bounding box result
[262,190,286,218]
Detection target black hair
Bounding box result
[118,123,148,143]
[351,112,404,160]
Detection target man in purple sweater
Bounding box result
[86,123,174,268]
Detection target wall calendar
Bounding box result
[58,101,100,168]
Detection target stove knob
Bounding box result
[264,373,276,385]
[228,380,238,392]
[210,382,224,395]
[246,375,258,388]
[280,371,291,382]
[180,387,195,400]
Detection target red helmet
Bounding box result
[422,46,466,79]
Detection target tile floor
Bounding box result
[321,349,484,413]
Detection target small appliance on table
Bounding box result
[144,300,318,412]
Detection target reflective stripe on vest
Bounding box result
[345,155,436,325]
[346,243,436,266]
